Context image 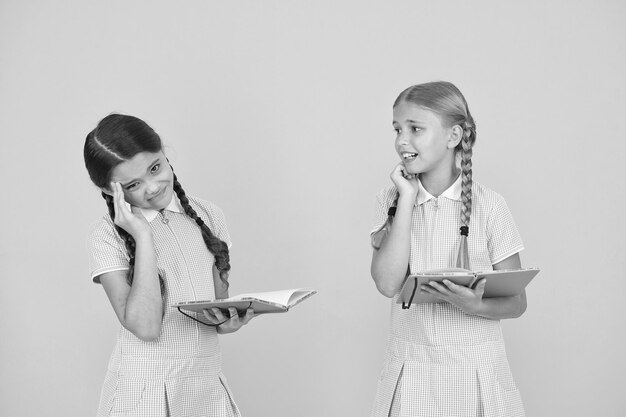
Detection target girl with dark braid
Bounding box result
[84,113,253,417]
[370,82,527,416]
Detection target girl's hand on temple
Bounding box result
[203,307,255,334]
[390,163,419,200]
[111,182,152,238]
[420,278,487,315]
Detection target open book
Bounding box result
[397,268,539,306]
[174,288,317,315]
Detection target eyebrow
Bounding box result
[392,119,424,125]
[120,158,161,187]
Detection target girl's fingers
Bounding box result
[211,307,225,321]
[130,205,147,221]
[391,163,406,179]
[400,166,414,180]
[241,308,255,325]
[204,307,253,328]
[117,184,130,215]
[420,285,446,299]
[442,279,457,290]
[428,281,451,295]
[202,309,217,323]
[473,278,487,296]
[442,280,470,295]
[420,285,437,294]
[111,182,119,216]
[228,307,240,326]
[203,309,226,324]
[113,182,127,218]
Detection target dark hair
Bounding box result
[84,114,231,288]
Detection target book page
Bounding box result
[418,268,472,275]
[234,289,312,307]
[475,268,538,275]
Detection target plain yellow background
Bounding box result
[1,1,624,416]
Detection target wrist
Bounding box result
[464,300,485,316]
[133,230,154,244]
[397,193,417,208]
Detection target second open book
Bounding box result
[174,288,317,315]
[398,268,539,306]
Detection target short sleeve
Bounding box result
[371,186,398,236]
[192,197,232,249]
[486,195,524,264]
[87,217,130,284]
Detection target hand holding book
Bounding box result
[175,288,317,317]
[202,306,255,333]
[398,268,539,307]
[419,275,488,314]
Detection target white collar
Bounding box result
[124,194,183,222]
[415,173,462,206]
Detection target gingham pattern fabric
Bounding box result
[371,180,525,417]
[88,196,240,417]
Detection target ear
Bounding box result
[447,125,463,149]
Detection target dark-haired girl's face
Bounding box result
[107,151,174,210]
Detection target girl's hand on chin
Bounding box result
[111,182,152,238]
[390,162,419,200]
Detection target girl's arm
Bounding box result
[370,194,413,297]
[473,253,527,319]
[98,182,163,341]
[371,164,419,297]
[99,232,163,341]
[422,253,527,319]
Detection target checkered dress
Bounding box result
[88,196,240,417]
[371,180,526,417]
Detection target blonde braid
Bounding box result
[455,120,475,269]
[371,193,399,250]
[390,81,477,269]
[459,120,474,232]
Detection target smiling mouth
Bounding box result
[401,152,418,160]
[149,187,166,200]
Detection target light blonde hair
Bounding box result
[374,81,476,268]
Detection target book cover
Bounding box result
[397,268,539,306]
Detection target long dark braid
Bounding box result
[84,114,230,290]
[171,170,231,288]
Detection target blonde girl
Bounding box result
[371,81,526,416]
[84,114,253,416]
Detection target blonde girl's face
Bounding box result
[107,151,174,210]
[392,101,459,176]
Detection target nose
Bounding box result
[396,131,409,146]
[146,181,160,195]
